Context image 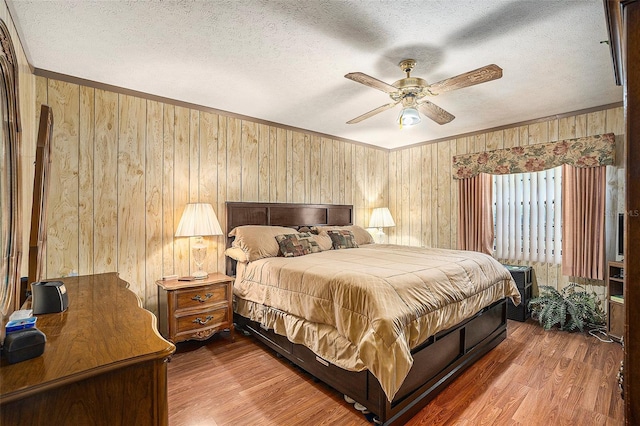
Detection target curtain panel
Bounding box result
[452,133,615,179]
[561,165,607,280]
[457,173,494,255]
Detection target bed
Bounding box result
[225,202,520,425]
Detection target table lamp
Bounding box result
[175,203,223,279]
[369,207,395,244]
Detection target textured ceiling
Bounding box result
[7,0,622,149]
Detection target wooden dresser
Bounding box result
[0,273,175,426]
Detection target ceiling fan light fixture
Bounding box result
[397,107,421,128]
[345,60,501,127]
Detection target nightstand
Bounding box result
[156,273,234,343]
[503,264,533,322]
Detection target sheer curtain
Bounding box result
[561,164,606,280]
[493,167,562,263]
[457,173,493,255]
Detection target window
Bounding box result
[492,166,562,264]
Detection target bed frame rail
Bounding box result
[235,299,508,425]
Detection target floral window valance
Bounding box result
[452,133,615,179]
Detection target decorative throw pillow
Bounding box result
[275,232,321,257]
[327,230,359,249]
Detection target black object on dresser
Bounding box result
[504,265,533,321]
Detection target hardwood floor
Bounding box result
[167,320,624,425]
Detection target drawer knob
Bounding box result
[192,293,213,303]
[193,315,214,325]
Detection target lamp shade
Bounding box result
[396,107,421,127]
[369,207,396,228]
[175,203,223,237]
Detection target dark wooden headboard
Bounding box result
[225,202,353,275]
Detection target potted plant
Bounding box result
[528,283,605,332]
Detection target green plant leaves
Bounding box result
[527,283,605,332]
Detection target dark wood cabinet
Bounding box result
[503,265,532,322]
[0,273,175,426]
[156,273,234,343]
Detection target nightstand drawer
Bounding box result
[175,283,228,310]
[176,306,229,334]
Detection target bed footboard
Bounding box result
[234,298,508,425]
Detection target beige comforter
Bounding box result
[233,244,520,401]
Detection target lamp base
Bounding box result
[192,269,208,280]
[191,237,208,279]
[376,228,385,244]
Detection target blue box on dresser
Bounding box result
[503,265,533,322]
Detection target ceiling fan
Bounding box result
[344,59,502,127]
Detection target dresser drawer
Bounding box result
[175,283,228,311]
[175,306,229,335]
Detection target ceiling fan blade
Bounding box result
[427,64,503,95]
[417,101,455,125]
[346,101,400,124]
[345,72,398,94]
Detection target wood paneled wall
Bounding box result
[388,107,625,298]
[30,70,624,312]
[33,77,387,313]
[28,68,623,312]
